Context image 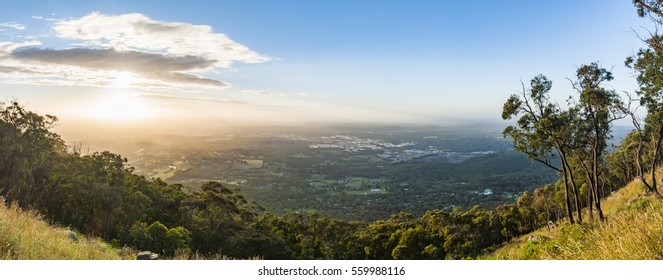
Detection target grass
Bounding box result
[487,171,663,260]
[0,198,133,260]
[602,177,652,215]
[539,197,663,259]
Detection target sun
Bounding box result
[108,71,142,88]
[82,93,155,122]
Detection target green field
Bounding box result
[232,159,263,170]
[308,177,388,195]
[143,161,191,180]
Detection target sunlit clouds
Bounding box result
[0,12,270,90]
[54,13,270,65]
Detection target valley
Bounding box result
[77,125,558,221]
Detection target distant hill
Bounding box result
[0,198,130,260]
[487,170,663,260]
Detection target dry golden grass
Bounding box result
[0,198,132,260]
[487,170,663,260]
[541,197,663,259]
[602,177,651,215]
[486,225,561,260]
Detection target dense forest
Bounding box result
[2,1,663,260]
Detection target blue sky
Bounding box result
[0,0,653,129]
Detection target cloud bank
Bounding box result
[0,12,270,89]
[11,48,228,87]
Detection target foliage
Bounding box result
[502,74,582,223]
[569,62,625,221]
[626,0,663,197]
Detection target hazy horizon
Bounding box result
[49,114,509,142]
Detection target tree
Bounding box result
[626,0,663,197]
[502,75,582,223]
[391,226,439,260]
[181,181,262,257]
[0,101,66,207]
[634,0,663,21]
[606,131,640,186]
[568,63,625,220]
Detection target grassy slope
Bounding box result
[0,198,132,260]
[487,171,663,260]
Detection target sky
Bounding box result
[0,0,654,134]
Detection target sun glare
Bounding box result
[82,93,155,122]
[109,71,142,88]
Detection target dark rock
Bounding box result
[65,230,78,242]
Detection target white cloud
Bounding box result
[0,12,271,90]
[0,22,25,30]
[54,12,270,67]
[31,16,57,21]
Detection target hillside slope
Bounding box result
[487,173,663,260]
[0,198,130,260]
